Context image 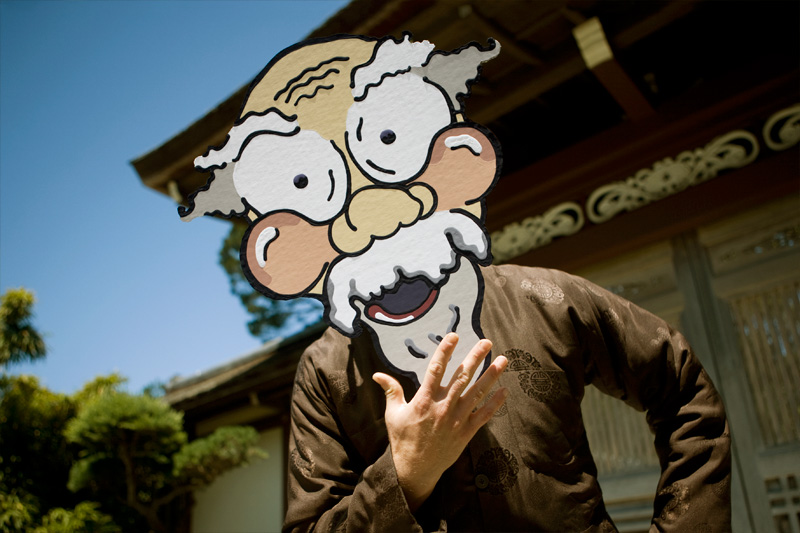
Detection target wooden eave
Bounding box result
[134,1,786,208]
[137,0,799,421]
[165,323,326,420]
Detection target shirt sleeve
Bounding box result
[569,272,732,532]
[282,341,433,533]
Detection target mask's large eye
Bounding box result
[346,74,452,184]
[233,130,348,222]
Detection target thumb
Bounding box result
[372,372,406,411]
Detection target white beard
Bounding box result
[325,211,489,387]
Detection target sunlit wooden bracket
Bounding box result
[573,17,655,121]
[167,180,183,203]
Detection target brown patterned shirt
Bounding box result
[284,265,731,532]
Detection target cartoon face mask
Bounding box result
[180,34,502,389]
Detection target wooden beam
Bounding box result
[351,0,420,36]
[573,17,655,121]
[470,54,586,124]
[612,1,698,49]
[460,4,543,66]
[589,59,655,121]
[471,3,697,125]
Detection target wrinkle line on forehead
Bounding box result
[284,68,340,104]
[274,56,350,102]
[294,84,335,107]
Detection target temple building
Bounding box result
[133,2,799,531]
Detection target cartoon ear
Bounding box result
[419,125,499,214]
[241,213,337,299]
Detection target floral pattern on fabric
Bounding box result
[650,326,671,347]
[476,447,520,495]
[329,370,357,404]
[659,483,690,522]
[484,388,509,417]
[521,278,565,305]
[504,348,562,402]
[291,440,315,479]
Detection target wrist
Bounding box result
[393,455,439,512]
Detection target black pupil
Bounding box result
[293,174,308,189]
[380,129,396,145]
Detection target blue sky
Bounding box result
[0,0,347,393]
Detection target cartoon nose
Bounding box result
[330,183,435,254]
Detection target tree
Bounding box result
[65,390,265,533]
[220,223,323,341]
[0,375,77,516]
[0,374,124,532]
[0,288,46,367]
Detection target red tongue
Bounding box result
[367,288,439,322]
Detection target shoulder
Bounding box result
[294,327,351,398]
[301,326,352,366]
[482,264,592,299]
[295,325,383,404]
[479,264,609,336]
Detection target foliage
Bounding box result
[142,379,167,398]
[0,489,38,532]
[65,391,265,532]
[0,374,128,532]
[0,375,77,513]
[220,223,323,341]
[0,285,265,531]
[173,426,267,487]
[0,493,118,533]
[71,373,128,406]
[31,502,119,533]
[65,393,186,499]
[0,288,46,367]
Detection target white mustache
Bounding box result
[326,211,489,334]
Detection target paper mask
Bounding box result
[180,34,502,389]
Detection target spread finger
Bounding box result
[458,355,507,417]
[447,339,492,401]
[420,332,458,393]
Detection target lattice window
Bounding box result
[729,281,800,447]
[582,385,659,474]
[766,473,800,533]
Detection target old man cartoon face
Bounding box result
[181,34,502,388]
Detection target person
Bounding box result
[176,34,730,532]
[283,265,731,532]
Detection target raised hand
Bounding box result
[372,333,508,511]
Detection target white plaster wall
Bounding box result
[192,426,284,533]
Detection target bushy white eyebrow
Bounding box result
[181,111,299,222]
[351,35,434,100]
[194,111,299,170]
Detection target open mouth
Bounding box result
[365,277,439,325]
